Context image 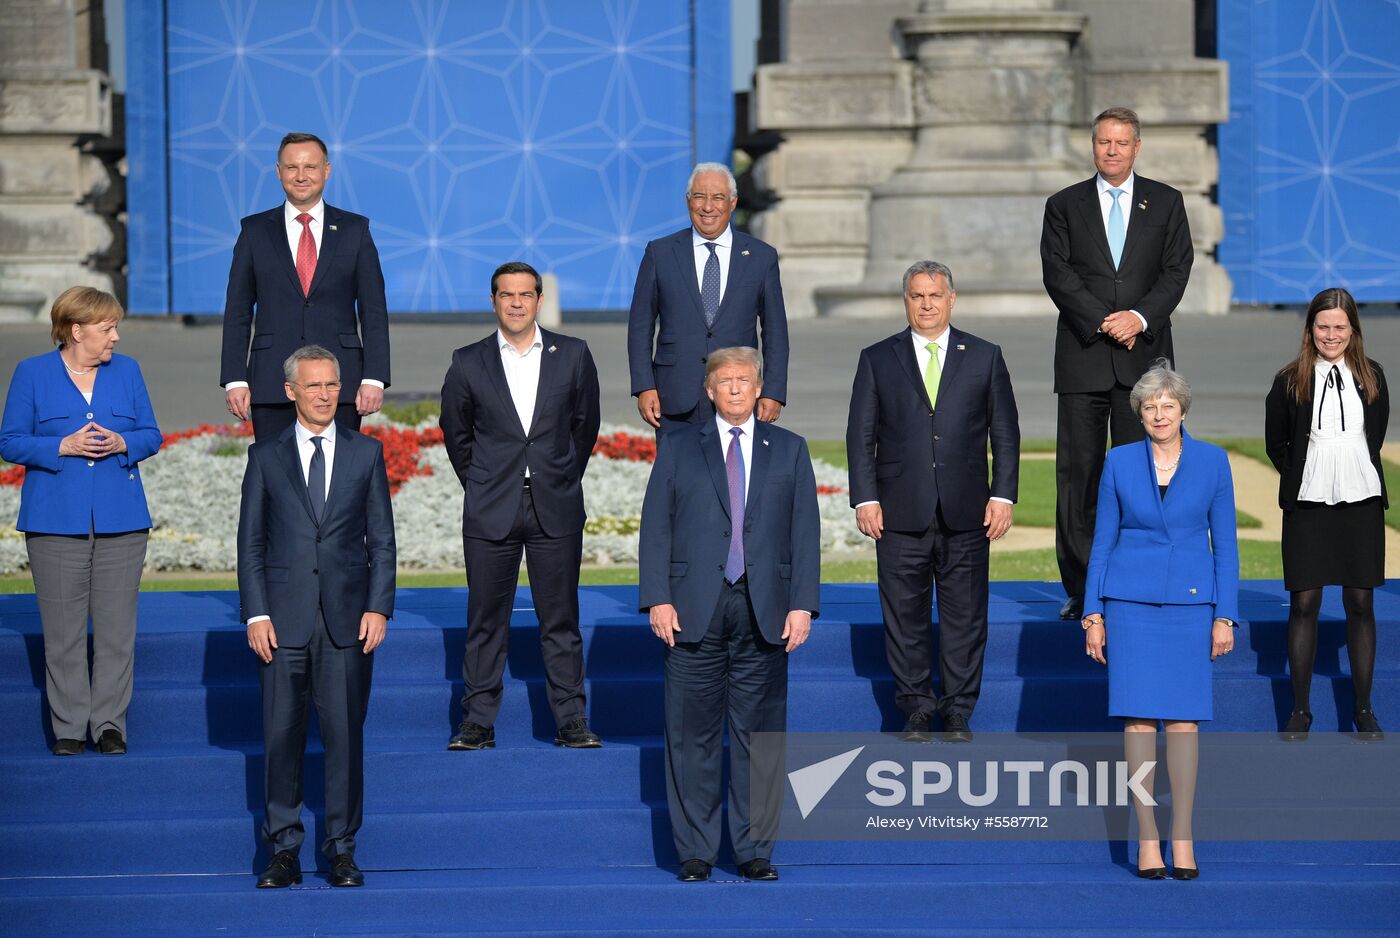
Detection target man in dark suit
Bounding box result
[1041,106,1193,619]
[627,162,789,433]
[439,261,603,751]
[238,345,396,889]
[221,132,391,441]
[639,346,820,883]
[847,261,1020,743]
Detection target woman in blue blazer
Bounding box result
[0,287,161,756]
[1081,362,1239,881]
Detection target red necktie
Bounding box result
[295,212,316,296]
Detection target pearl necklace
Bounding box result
[61,353,93,376]
[1153,439,1183,473]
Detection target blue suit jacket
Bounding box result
[846,326,1020,533]
[236,424,396,648]
[0,350,161,534]
[439,328,601,541]
[1084,430,1239,622]
[638,418,820,644]
[627,227,789,414]
[219,203,390,404]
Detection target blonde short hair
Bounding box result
[704,346,763,385]
[50,286,124,348]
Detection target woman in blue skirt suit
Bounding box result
[1081,362,1239,881]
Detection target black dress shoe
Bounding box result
[1355,709,1384,741]
[737,858,779,881]
[901,711,933,743]
[1172,866,1199,880]
[51,738,83,756]
[555,717,602,749]
[942,712,972,743]
[329,853,364,887]
[677,859,711,882]
[447,721,495,750]
[1136,866,1168,880]
[1280,709,1312,741]
[256,850,302,888]
[96,729,126,754]
[1059,596,1083,620]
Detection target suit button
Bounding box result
[723,531,730,538]
[707,331,713,338]
[86,460,94,467]
[86,412,94,419]
[717,563,724,571]
[700,357,706,364]
[933,435,940,441]
[313,568,319,575]
[1114,279,1123,285]
[519,469,526,476]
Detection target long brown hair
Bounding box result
[1279,287,1379,404]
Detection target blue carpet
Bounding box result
[0,582,1396,934]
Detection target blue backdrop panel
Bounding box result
[127,0,732,314]
[1218,0,1400,303]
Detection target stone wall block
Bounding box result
[0,72,111,135]
[0,140,82,197]
[1084,61,1229,127]
[755,62,914,131]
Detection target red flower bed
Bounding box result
[361,425,444,494]
[0,464,23,487]
[161,422,254,447]
[816,484,845,495]
[593,431,656,463]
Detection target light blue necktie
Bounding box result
[1106,187,1126,268]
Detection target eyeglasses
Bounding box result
[293,381,342,394]
[688,193,734,205]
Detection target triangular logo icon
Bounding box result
[788,746,864,819]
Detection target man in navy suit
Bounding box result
[847,261,1020,743]
[627,162,789,433]
[221,132,391,441]
[1040,107,1193,620]
[639,346,820,882]
[440,262,603,751]
[237,345,396,889]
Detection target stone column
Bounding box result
[817,0,1087,317]
[0,0,117,321]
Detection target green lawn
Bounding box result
[1385,459,1400,532]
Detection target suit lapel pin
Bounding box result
[741,249,750,256]
[328,224,337,231]
[1137,199,1148,212]
[762,438,769,446]
[548,345,557,353]
[956,344,965,351]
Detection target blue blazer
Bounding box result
[0,350,161,535]
[638,419,820,644]
[439,328,601,541]
[1084,429,1239,622]
[846,326,1020,533]
[236,424,396,648]
[627,227,789,414]
[219,203,390,405]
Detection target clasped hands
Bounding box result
[1082,614,1235,664]
[59,421,127,458]
[247,611,387,663]
[225,385,384,421]
[649,602,810,653]
[635,389,782,429]
[1101,310,1143,349]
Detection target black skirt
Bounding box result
[1281,497,1385,591]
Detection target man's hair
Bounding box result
[49,286,124,347]
[278,132,329,160]
[687,162,738,200]
[491,261,543,295]
[704,346,763,385]
[902,260,955,294]
[283,344,340,384]
[1091,107,1141,141]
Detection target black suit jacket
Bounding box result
[846,326,1020,533]
[627,227,789,413]
[1265,361,1390,510]
[1040,175,1193,393]
[220,203,390,404]
[237,425,397,648]
[440,328,601,541]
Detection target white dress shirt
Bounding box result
[854,327,1010,509]
[1095,173,1148,332]
[223,199,383,392]
[499,325,544,446]
[1298,358,1383,504]
[692,225,734,305]
[248,419,336,625]
[717,411,755,503]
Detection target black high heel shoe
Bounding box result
[1280,709,1312,741]
[1172,866,1200,880]
[1136,865,1168,880]
[1355,709,1384,742]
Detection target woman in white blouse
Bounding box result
[1266,287,1389,741]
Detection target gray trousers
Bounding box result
[26,530,148,742]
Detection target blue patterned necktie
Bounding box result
[701,242,721,327]
[1107,187,1126,268]
[724,427,745,583]
[308,436,326,523]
